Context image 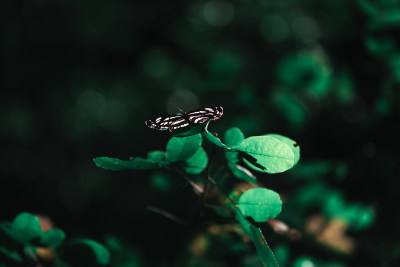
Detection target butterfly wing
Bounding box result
[145,115,189,131]
[145,106,223,131]
[186,106,223,124]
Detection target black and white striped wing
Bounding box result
[186,106,223,124]
[145,115,189,131]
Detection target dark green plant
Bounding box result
[94,123,300,267]
[0,212,109,267]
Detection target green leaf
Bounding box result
[233,209,279,267]
[11,213,42,244]
[184,147,208,174]
[266,134,300,166]
[62,239,110,267]
[224,127,245,147]
[204,131,229,149]
[227,162,257,184]
[40,229,65,248]
[0,246,22,263]
[93,157,166,170]
[166,134,202,162]
[235,136,295,174]
[248,224,280,267]
[0,222,19,247]
[224,127,245,163]
[238,188,282,222]
[147,150,167,161]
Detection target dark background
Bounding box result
[1,0,400,266]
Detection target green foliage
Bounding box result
[95,123,299,266]
[166,134,202,162]
[0,213,109,267]
[238,188,282,223]
[235,136,296,174]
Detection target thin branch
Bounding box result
[147,205,188,226]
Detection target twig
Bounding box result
[147,205,188,226]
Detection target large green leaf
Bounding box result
[184,147,208,174]
[93,157,167,170]
[224,127,245,163]
[62,239,110,267]
[166,134,202,162]
[238,188,282,222]
[227,162,257,184]
[265,134,300,165]
[235,136,295,174]
[11,213,42,244]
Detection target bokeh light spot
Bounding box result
[203,0,235,27]
[260,15,290,43]
[292,15,320,43]
[167,89,199,114]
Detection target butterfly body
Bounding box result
[145,106,223,132]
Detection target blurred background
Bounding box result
[1,0,400,266]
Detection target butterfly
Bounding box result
[145,106,223,132]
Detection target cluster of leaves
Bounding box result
[94,126,300,266]
[0,213,109,267]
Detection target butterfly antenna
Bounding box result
[169,102,184,113]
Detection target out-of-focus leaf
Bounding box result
[184,147,208,174]
[11,213,42,244]
[147,150,167,161]
[166,134,202,162]
[235,136,295,174]
[93,157,167,170]
[227,162,257,184]
[105,235,142,267]
[224,127,245,147]
[150,172,173,192]
[62,239,110,267]
[273,244,289,267]
[224,127,245,163]
[0,246,22,263]
[40,229,65,248]
[238,188,282,222]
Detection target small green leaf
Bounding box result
[235,136,295,174]
[166,134,202,162]
[40,229,65,248]
[184,147,208,174]
[62,239,110,267]
[266,134,300,165]
[0,246,22,263]
[224,127,245,147]
[238,188,282,222]
[93,157,166,170]
[147,150,167,161]
[224,127,245,163]
[0,222,19,247]
[204,131,229,149]
[227,162,257,184]
[11,213,42,244]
